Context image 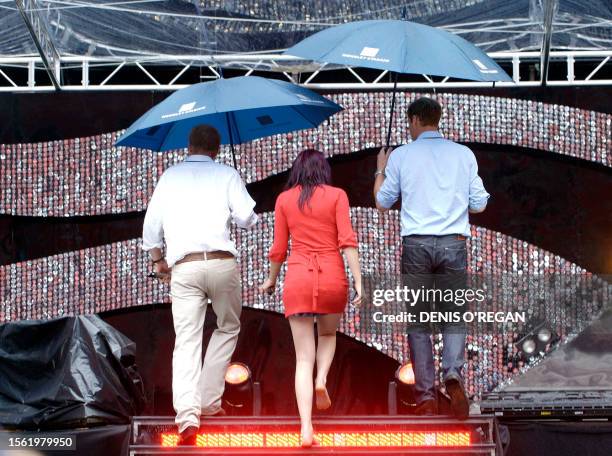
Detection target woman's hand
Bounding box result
[259,278,276,295]
[351,281,362,307]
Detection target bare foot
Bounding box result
[301,424,318,448]
[315,385,332,410]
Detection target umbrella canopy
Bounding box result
[285,20,512,146]
[284,20,512,82]
[115,76,342,152]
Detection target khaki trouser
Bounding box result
[170,258,242,433]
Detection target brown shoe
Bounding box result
[445,378,469,420]
[204,407,227,417]
[414,399,438,416]
[178,425,199,446]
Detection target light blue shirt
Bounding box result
[376,131,489,237]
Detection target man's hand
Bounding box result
[377,147,393,172]
[154,259,171,284]
[374,147,393,212]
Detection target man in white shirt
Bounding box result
[142,124,258,445]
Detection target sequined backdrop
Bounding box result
[1,211,609,398]
[1,92,609,216]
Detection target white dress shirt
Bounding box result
[142,154,258,267]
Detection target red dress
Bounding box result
[268,185,358,317]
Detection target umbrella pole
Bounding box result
[230,142,237,168]
[386,72,399,147]
[225,112,238,169]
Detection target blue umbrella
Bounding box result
[284,20,512,145]
[115,76,342,166]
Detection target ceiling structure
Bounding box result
[0,0,611,90]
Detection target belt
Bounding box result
[175,251,234,265]
[404,234,467,241]
[307,253,322,311]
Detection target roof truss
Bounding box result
[0,50,610,92]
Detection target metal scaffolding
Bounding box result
[0,50,610,92]
[13,0,61,89]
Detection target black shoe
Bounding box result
[445,378,469,420]
[414,399,438,416]
[178,425,199,446]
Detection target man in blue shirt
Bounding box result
[373,97,489,419]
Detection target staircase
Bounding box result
[129,415,498,455]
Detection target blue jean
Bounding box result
[402,234,468,404]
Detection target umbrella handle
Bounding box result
[386,72,399,148]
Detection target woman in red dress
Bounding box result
[260,149,362,447]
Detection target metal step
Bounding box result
[129,415,498,455]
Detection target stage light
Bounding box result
[389,362,417,414]
[225,362,251,385]
[516,323,559,364]
[395,363,415,385]
[522,338,536,355]
[537,328,552,343]
[223,362,262,416]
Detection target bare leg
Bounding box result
[314,313,342,409]
[288,315,316,447]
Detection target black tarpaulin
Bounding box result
[0,315,145,429]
